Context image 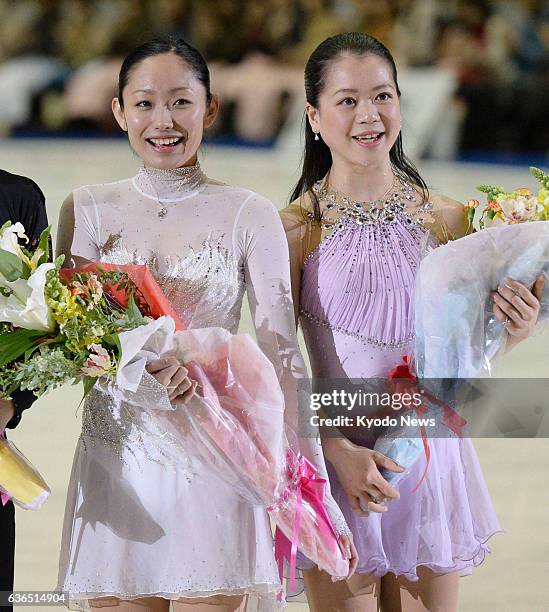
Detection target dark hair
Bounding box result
[118,36,212,107]
[290,32,428,219]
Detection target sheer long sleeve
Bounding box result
[55,189,171,411]
[279,203,305,327]
[427,193,470,243]
[56,189,101,263]
[236,193,350,535]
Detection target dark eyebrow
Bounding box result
[131,87,193,94]
[332,88,358,96]
[372,83,395,91]
[332,83,395,96]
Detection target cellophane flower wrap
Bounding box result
[374,168,549,484]
[416,166,549,379]
[112,316,349,584]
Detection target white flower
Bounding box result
[498,195,540,223]
[0,262,55,331]
[0,222,30,263]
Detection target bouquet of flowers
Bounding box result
[0,221,349,581]
[0,226,151,397]
[376,168,549,485]
[415,166,549,379]
[113,317,350,583]
[0,222,164,508]
[466,167,549,231]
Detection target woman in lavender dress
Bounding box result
[281,33,543,611]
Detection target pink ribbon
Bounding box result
[271,450,337,593]
[0,431,10,506]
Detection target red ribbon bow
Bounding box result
[389,356,466,491]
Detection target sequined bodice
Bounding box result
[68,168,268,333]
[301,214,426,349]
[300,180,433,351]
[99,232,244,331]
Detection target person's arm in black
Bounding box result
[0,174,49,430]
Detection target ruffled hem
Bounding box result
[384,529,504,582]
[347,529,503,582]
[62,582,285,611]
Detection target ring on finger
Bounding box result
[503,283,520,297]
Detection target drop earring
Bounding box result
[314,132,320,141]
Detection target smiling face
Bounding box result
[112,52,218,169]
[306,53,401,170]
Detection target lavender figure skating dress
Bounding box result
[281,178,501,580]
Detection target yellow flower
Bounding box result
[515,187,532,197]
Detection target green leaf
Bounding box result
[467,207,475,225]
[530,166,549,190]
[83,376,97,396]
[103,333,121,351]
[23,334,62,361]
[0,248,25,281]
[124,293,145,327]
[0,329,45,367]
[36,225,52,266]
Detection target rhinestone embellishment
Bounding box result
[300,307,415,350]
[312,177,433,230]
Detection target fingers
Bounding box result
[168,366,190,393]
[533,274,546,301]
[146,356,179,374]
[150,364,180,388]
[492,292,531,328]
[492,301,507,323]
[168,378,192,401]
[348,494,369,518]
[336,534,359,578]
[348,538,359,577]
[172,380,198,405]
[146,358,194,399]
[499,277,540,310]
[359,493,388,514]
[372,450,405,474]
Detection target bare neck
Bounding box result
[327,159,395,202]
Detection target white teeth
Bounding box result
[355,134,381,141]
[150,137,181,146]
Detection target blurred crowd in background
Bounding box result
[0,0,547,159]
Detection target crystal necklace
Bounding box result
[312,174,425,228]
[137,162,206,218]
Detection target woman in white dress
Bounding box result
[55,37,354,612]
